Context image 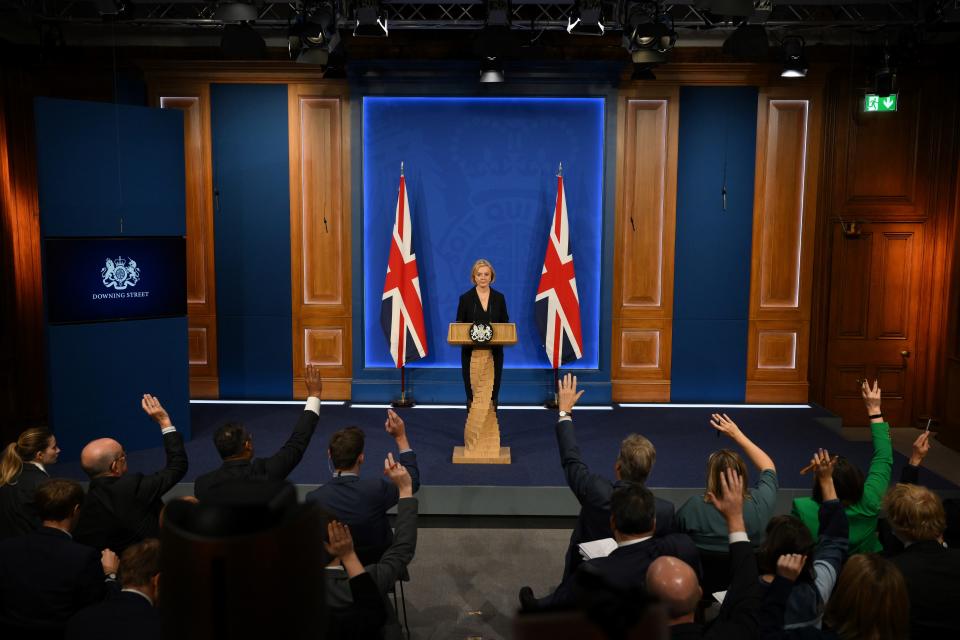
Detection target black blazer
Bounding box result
[193,409,320,501]
[0,526,113,634]
[0,463,49,539]
[65,590,160,640]
[456,288,509,326]
[890,540,960,638]
[74,431,188,553]
[556,419,675,580]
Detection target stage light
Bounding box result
[354,0,388,37]
[215,1,259,23]
[486,0,511,28]
[292,2,341,66]
[780,35,807,78]
[622,3,676,71]
[567,0,605,36]
[480,56,505,83]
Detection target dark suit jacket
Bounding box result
[0,463,49,539]
[556,419,675,580]
[65,590,160,640]
[193,409,319,501]
[0,527,113,634]
[74,431,188,552]
[306,450,420,564]
[890,540,960,638]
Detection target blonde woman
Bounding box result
[455,259,509,406]
[0,427,60,538]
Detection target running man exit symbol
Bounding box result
[864,94,898,112]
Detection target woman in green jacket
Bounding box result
[791,380,892,554]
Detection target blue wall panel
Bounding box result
[35,98,190,460]
[361,97,605,371]
[210,84,292,398]
[672,87,758,402]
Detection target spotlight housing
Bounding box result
[354,0,388,37]
[781,35,808,78]
[567,0,605,36]
[480,57,505,83]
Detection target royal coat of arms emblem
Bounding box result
[101,257,141,290]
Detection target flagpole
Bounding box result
[393,364,415,408]
[544,365,560,409]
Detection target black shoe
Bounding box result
[518,586,538,612]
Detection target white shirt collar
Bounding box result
[617,535,653,548]
[26,460,47,474]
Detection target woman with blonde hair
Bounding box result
[0,427,60,538]
[456,258,509,407]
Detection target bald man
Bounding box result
[73,394,187,553]
[647,469,764,639]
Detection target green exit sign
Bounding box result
[864,94,898,112]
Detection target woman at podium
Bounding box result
[456,259,509,407]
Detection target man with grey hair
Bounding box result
[73,394,187,553]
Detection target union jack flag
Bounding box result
[381,172,428,367]
[535,172,584,369]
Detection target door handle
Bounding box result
[901,350,911,358]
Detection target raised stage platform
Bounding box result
[55,403,960,516]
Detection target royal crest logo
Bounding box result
[469,322,493,344]
[101,256,141,290]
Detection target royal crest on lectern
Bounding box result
[101,257,141,290]
[469,322,493,344]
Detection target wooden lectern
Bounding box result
[448,322,517,464]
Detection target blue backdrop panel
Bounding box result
[35,98,185,237]
[47,319,190,458]
[210,84,292,398]
[672,87,758,402]
[35,98,190,460]
[362,97,604,370]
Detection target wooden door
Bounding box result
[825,222,924,428]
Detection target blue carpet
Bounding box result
[52,404,957,492]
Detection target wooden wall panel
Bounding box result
[152,85,219,398]
[289,83,352,400]
[612,88,679,401]
[746,88,822,402]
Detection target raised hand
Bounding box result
[305,365,323,398]
[862,379,882,417]
[811,448,838,501]
[706,467,745,529]
[384,409,406,439]
[101,549,120,576]
[324,520,355,558]
[558,373,585,413]
[776,554,807,582]
[141,394,172,429]
[709,413,743,440]
[910,431,932,467]
[383,452,413,497]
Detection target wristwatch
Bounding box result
[559,410,572,418]
[106,573,117,581]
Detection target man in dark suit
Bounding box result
[0,479,119,637]
[523,482,698,611]
[883,482,960,638]
[647,468,763,639]
[73,393,188,553]
[194,366,323,501]
[325,453,418,640]
[520,373,675,608]
[307,408,420,564]
[65,538,161,640]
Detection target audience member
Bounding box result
[73,393,188,553]
[883,482,960,638]
[526,373,674,608]
[307,408,420,564]
[522,482,699,611]
[0,427,60,538]
[325,453,418,640]
[760,552,908,640]
[648,468,764,639]
[0,479,118,637]
[791,380,891,554]
[194,366,323,501]
[758,449,848,630]
[676,413,778,551]
[65,538,161,640]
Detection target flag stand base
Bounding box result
[452,446,511,465]
[391,392,415,408]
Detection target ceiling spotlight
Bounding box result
[354,0,388,37]
[480,56,505,83]
[215,1,259,23]
[567,0,605,36]
[292,2,341,64]
[781,35,808,78]
[623,4,676,66]
[486,0,511,28]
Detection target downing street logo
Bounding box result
[101,257,141,290]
